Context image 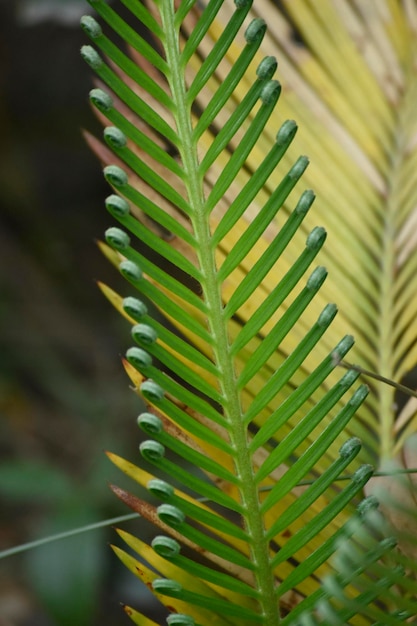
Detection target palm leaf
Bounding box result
[80,0,417,623]
[188,0,417,464]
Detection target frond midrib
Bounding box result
[377,47,417,460]
[159,1,280,622]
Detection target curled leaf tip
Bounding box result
[276,119,297,145]
[357,495,379,516]
[80,45,103,70]
[138,412,163,434]
[339,367,360,387]
[167,614,195,626]
[105,227,130,250]
[289,155,309,180]
[132,323,158,345]
[349,384,369,407]
[333,335,355,360]
[234,0,252,9]
[152,578,182,594]
[306,266,327,291]
[306,226,326,250]
[245,18,266,44]
[140,379,165,401]
[353,464,374,484]
[295,189,315,214]
[80,15,102,38]
[256,56,277,79]
[104,126,127,149]
[123,296,148,319]
[140,440,165,461]
[381,536,398,551]
[126,346,153,370]
[137,412,163,435]
[339,437,361,458]
[105,194,130,217]
[119,260,142,282]
[317,303,337,327]
[157,504,185,526]
[89,88,113,112]
[260,79,281,105]
[103,164,128,187]
[147,478,174,499]
[152,535,181,558]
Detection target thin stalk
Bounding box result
[0,514,139,559]
[159,1,280,622]
[336,359,417,398]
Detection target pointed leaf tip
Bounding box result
[109,484,143,514]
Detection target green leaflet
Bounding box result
[294,502,417,624]
[81,0,408,624]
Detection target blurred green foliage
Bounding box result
[0,2,154,624]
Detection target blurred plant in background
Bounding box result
[0,1,150,624]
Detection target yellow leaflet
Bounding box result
[118,529,259,616]
[107,452,248,556]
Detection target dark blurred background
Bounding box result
[0,1,157,623]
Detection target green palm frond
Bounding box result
[80,0,417,624]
